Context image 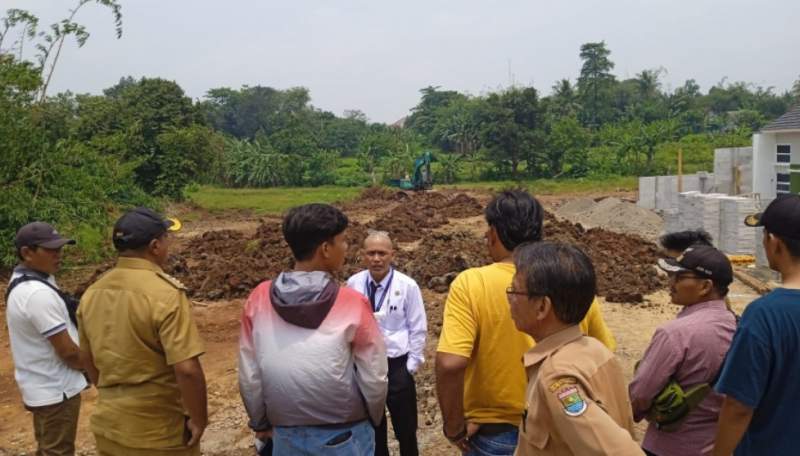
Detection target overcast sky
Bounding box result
[5,0,799,123]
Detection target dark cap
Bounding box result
[744,194,800,240]
[657,245,733,286]
[112,207,181,250]
[15,222,76,250]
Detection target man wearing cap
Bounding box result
[346,230,427,456]
[78,207,207,455]
[713,194,800,456]
[6,222,86,455]
[630,245,737,456]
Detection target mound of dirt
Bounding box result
[73,191,663,304]
[544,214,665,302]
[396,231,492,292]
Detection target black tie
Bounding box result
[368,281,378,311]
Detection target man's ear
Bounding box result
[487,226,498,247]
[536,296,552,321]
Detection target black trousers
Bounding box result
[375,354,419,456]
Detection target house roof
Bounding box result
[761,104,800,132]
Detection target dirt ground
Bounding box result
[0,189,764,455]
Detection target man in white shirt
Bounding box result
[5,222,87,455]
[347,230,427,456]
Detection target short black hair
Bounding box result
[485,190,544,251]
[513,241,596,325]
[659,230,714,253]
[282,204,349,261]
[767,230,800,259]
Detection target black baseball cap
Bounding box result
[744,194,800,240]
[112,207,181,250]
[657,245,733,286]
[15,222,76,250]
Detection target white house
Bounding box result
[753,105,800,200]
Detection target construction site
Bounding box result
[0,181,772,455]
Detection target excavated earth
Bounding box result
[160,189,664,303]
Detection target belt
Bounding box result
[476,423,517,435]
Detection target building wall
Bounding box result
[775,132,800,162]
[753,132,800,199]
[753,133,777,199]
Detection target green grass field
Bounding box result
[185,185,363,214]
[186,176,638,213]
[443,175,638,195]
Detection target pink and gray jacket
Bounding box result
[238,271,388,430]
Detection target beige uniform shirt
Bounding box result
[78,257,205,450]
[515,326,642,456]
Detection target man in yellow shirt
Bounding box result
[78,208,207,455]
[436,190,615,455]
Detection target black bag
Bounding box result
[5,275,79,328]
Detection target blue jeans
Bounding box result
[273,420,374,455]
[465,429,519,456]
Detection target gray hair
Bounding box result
[364,229,393,247]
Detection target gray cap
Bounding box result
[15,222,76,250]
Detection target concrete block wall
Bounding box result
[639,173,715,211]
[714,147,753,195]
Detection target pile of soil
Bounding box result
[72,191,663,304]
[544,214,665,302]
[367,191,483,242]
[396,231,491,292]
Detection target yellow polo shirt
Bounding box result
[78,257,205,450]
[437,262,615,425]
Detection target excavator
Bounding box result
[389,151,435,191]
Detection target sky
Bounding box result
[4,0,799,123]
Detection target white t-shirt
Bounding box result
[6,270,87,407]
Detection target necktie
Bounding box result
[368,281,378,311]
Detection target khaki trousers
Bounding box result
[25,393,81,456]
[94,434,201,456]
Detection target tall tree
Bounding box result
[577,41,616,128]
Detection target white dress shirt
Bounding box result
[347,268,427,373]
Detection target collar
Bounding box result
[523,326,583,367]
[13,265,51,280]
[116,257,163,273]
[369,268,393,288]
[677,299,727,318]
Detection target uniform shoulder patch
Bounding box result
[156,271,187,290]
[551,379,587,417]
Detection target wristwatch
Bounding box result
[443,423,467,443]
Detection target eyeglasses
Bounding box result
[506,287,529,297]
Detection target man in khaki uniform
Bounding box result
[507,242,642,456]
[78,207,207,455]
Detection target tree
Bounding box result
[577,41,616,128]
[793,75,800,101]
[544,116,591,177]
[549,79,580,118]
[480,86,543,178]
[405,86,466,140]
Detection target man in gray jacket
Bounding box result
[239,203,388,455]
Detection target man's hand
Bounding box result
[185,418,206,447]
[255,429,273,440]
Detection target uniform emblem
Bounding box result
[394,290,400,296]
[557,386,587,417]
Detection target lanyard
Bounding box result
[366,268,394,313]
